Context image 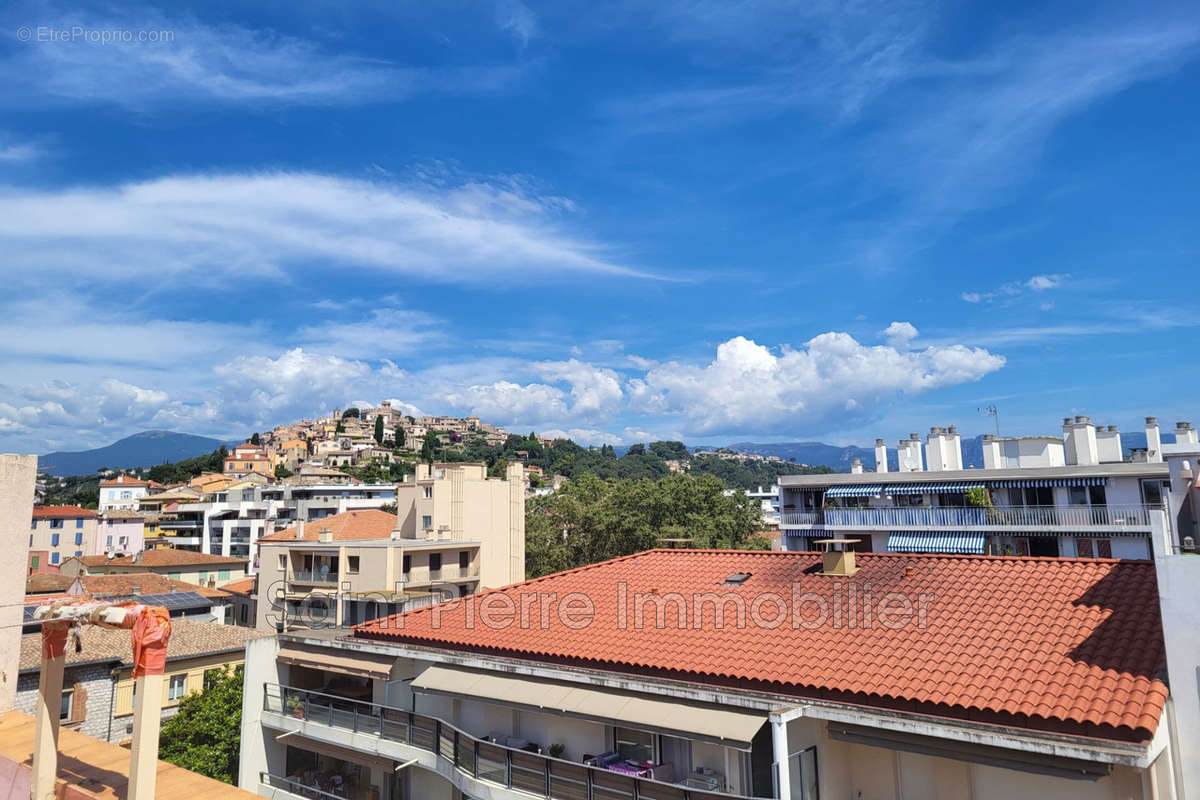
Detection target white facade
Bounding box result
[99,476,151,511]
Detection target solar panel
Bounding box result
[23,606,36,623]
[135,591,211,610]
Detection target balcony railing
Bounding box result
[259,772,349,800]
[813,504,1155,530]
[263,684,760,800]
[779,511,823,526]
[290,570,339,584]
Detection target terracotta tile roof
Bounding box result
[75,573,232,599]
[32,505,97,519]
[220,576,256,596]
[25,574,73,594]
[18,618,268,672]
[355,549,1168,743]
[99,476,154,487]
[260,509,397,542]
[74,550,247,568]
[0,711,259,800]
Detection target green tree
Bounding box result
[374,415,385,444]
[249,432,260,445]
[525,473,768,578]
[274,464,293,479]
[421,431,440,463]
[626,443,645,456]
[158,665,243,784]
[342,407,360,418]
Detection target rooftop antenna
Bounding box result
[978,404,1000,436]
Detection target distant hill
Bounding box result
[39,430,226,476]
[710,430,1173,472]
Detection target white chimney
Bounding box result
[874,439,888,473]
[924,426,963,472]
[1063,415,1099,466]
[897,434,924,472]
[1095,424,1123,463]
[295,520,305,540]
[850,458,863,474]
[317,526,333,543]
[1176,421,1198,445]
[1145,417,1163,463]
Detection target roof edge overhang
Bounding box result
[335,635,1163,768]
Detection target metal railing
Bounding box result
[818,504,1155,529]
[779,511,823,526]
[291,570,339,584]
[263,683,760,800]
[260,771,349,800]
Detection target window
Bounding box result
[422,515,432,529]
[51,533,59,547]
[119,536,127,545]
[30,556,39,569]
[219,570,230,581]
[787,746,819,800]
[28,535,32,547]
[74,551,82,557]
[167,572,180,580]
[74,532,83,545]
[106,536,113,546]
[1075,538,1094,558]
[60,689,73,722]
[423,486,432,499]
[203,669,222,691]
[402,555,411,574]
[459,551,469,570]
[347,556,360,574]
[50,519,63,529]
[614,727,655,762]
[240,605,248,623]
[76,518,84,528]
[168,674,187,701]
[1097,539,1113,559]
[30,520,36,530]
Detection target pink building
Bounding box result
[95,509,145,557]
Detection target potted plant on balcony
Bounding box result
[548,743,566,759]
[965,487,998,524]
[286,694,306,720]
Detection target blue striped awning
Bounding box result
[887,532,986,555]
[823,485,882,498]
[885,482,985,495]
[989,477,1107,488]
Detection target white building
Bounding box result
[98,475,157,511]
[238,532,1191,800]
[778,415,1175,559]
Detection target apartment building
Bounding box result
[95,509,145,556]
[15,618,265,744]
[226,443,276,479]
[30,505,98,570]
[778,415,1178,558]
[165,480,397,570]
[254,463,526,631]
[238,527,1192,800]
[61,549,249,588]
[98,475,159,511]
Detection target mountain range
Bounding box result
[38,431,228,476]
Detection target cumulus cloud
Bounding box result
[880,321,919,349]
[0,171,652,291]
[441,381,568,423]
[629,333,1005,435]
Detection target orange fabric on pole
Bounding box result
[40,622,70,659]
[130,607,171,678]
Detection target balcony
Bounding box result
[263,684,758,800]
[780,504,1156,532]
[290,570,339,585]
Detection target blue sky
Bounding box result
[1,0,1198,453]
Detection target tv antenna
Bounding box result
[978,404,999,436]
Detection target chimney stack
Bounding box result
[874,439,888,473]
[816,539,859,577]
[1175,421,1198,445]
[1145,417,1163,463]
[897,434,924,472]
[924,425,963,472]
[850,458,863,475]
[295,520,305,540]
[317,526,333,543]
[1063,415,1099,466]
[1095,423,1122,463]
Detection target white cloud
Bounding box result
[0,12,521,110]
[496,0,539,48]
[880,321,919,349]
[441,381,568,424]
[1026,273,1066,291]
[961,292,983,304]
[530,359,624,421]
[630,333,1005,435]
[0,171,652,287]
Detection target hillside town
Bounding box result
[3,3,1199,800]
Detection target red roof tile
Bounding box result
[354,549,1168,743]
[74,550,247,568]
[260,509,397,542]
[33,505,97,519]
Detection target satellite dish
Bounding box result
[902,454,920,472]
